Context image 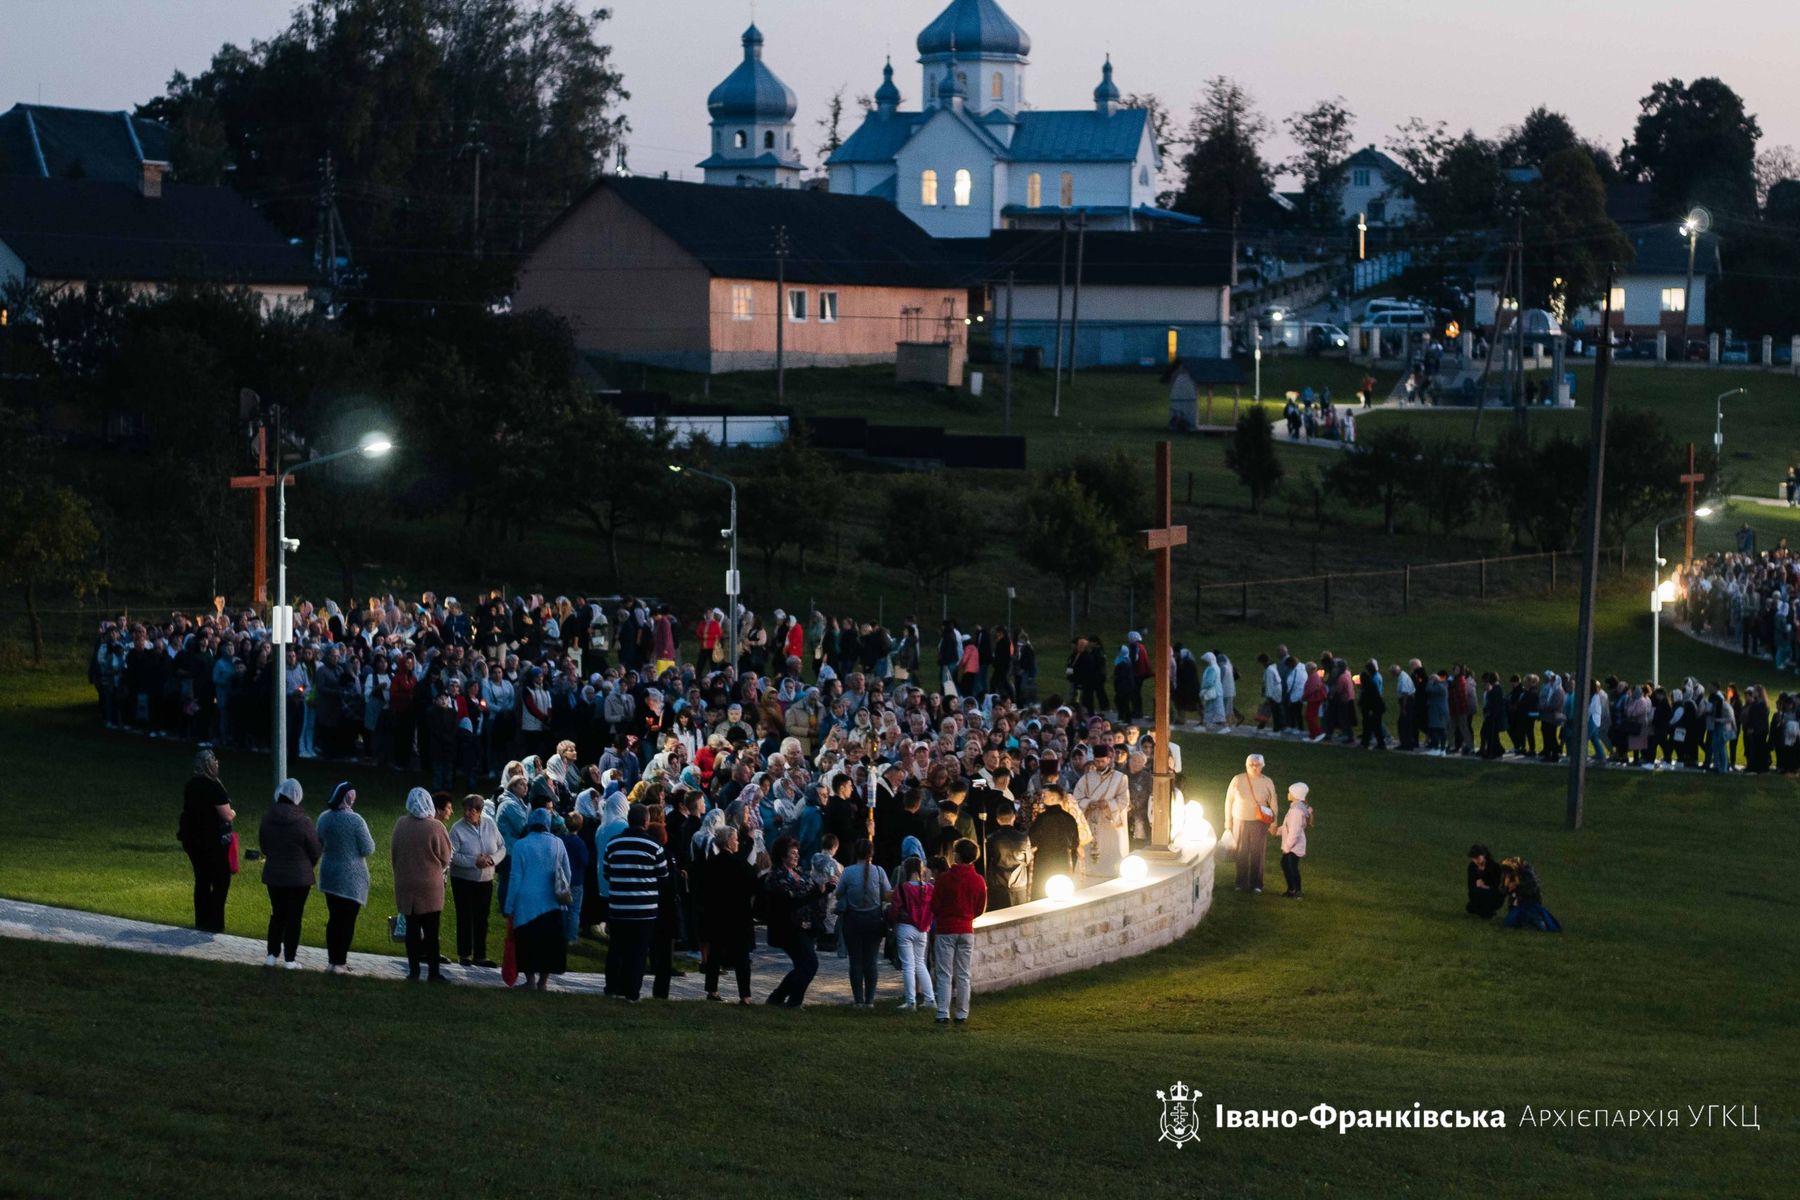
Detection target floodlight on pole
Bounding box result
[671,463,739,670]
[1713,388,1744,453]
[272,427,396,801]
[1650,506,1714,688]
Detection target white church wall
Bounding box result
[895,113,1008,237]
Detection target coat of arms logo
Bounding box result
[1157,1081,1203,1148]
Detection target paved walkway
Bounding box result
[0,896,863,1004]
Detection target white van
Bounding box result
[1364,309,1433,331]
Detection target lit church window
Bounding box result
[954,168,972,207]
[1027,172,1041,208]
[921,169,938,205]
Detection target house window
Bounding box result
[1027,172,1041,208]
[819,291,838,323]
[763,130,775,149]
[1166,329,1179,363]
[1661,287,1686,313]
[731,285,754,321]
[1060,171,1074,207]
[734,130,747,149]
[921,169,938,205]
[787,289,808,322]
[954,168,972,207]
[1609,286,1626,312]
[1352,167,1371,188]
[991,71,1004,100]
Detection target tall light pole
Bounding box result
[670,464,738,672]
[1713,387,1745,455]
[1678,207,1709,362]
[271,428,393,797]
[1651,506,1713,688]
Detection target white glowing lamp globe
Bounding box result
[1118,854,1149,882]
[1044,874,1076,903]
[1656,579,1679,605]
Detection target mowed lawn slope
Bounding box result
[0,671,1793,1197]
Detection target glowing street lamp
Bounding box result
[271,429,395,797]
[1044,874,1076,903]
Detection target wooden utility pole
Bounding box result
[1567,264,1616,832]
[1137,441,1188,846]
[1052,216,1067,417]
[1002,271,1015,436]
[1680,443,1706,564]
[773,225,789,404]
[1067,212,1087,391]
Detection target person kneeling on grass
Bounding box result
[1500,856,1562,932]
[1465,844,1504,919]
[1278,783,1312,899]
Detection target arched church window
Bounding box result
[764,130,775,149]
[734,130,747,149]
[958,72,968,92]
[1027,172,1041,208]
[1060,171,1074,207]
[921,169,938,206]
[991,72,1004,100]
[954,168,972,207]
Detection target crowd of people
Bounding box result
[1230,643,1795,775]
[1675,541,1800,670]
[166,591,1216,1015]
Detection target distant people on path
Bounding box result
[391,786,453,981]
[1278,783,1312,900]
[258,777,320,969]
[1225,754,1277,894]
[178,749,235,933]
[316,782,375,974]
[1465,844,1504,919]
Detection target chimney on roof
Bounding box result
[139,160,167,199]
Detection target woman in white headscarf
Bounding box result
[1200,652,1225,729]
[391,787,453,981]
[258,777,320,969]
[691,808,729,860]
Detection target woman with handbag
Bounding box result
[317,782,375,974]
[503,806,572,990]
[179,749,236,933]
[835,837,894,1008]
[391,786,453,982]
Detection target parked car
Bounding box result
[1720,339,1750,364]
[1309,324,1349,352]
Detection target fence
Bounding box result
[1182,547,1624,631]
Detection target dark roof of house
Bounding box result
[0,103,173,184]
[1164,357,1245,385]
[1344,145,1413,179]
[0,175,314,285]
[1624,225,1721,277]
[562,175,966,287]
[944,228,1233,287]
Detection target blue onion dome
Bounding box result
[917,0,1031,58]
[1094,55,1120,104]
[707,24,798,121]
[874,58,902,108]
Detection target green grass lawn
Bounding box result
[1,666,1793,1197]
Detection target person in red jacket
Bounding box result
[928,838,987,1024]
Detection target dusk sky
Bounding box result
[7,0,1796,186]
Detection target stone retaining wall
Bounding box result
[969,847,1216,994]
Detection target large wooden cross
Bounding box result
[1680,441,1706,565]
[1138,440,1188,846]
[228,424,288,606]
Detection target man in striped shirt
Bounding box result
[603,804,668,1002]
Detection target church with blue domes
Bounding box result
[824,0,1173,238]
[698,23,804,190]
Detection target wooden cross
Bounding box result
[228,424,289,606]
[1137,440,1188,847]
[1680,441,1706,565]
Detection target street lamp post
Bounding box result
[1678,208,1709,362]
[1714,387,1745,455]
[271,428,394,798]
[670,464,738,671]
[1651,506,1712,688]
